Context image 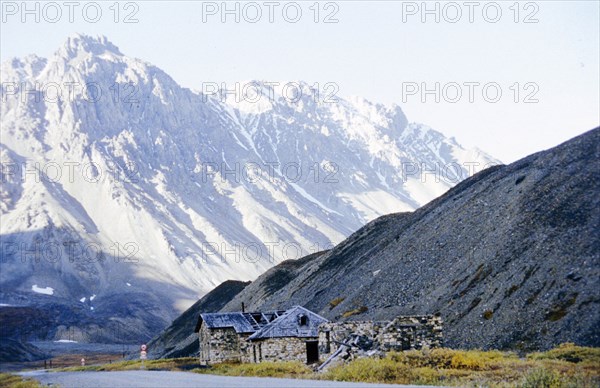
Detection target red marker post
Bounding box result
[140,344,147,369]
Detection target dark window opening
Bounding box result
[401,328,416,351]
[298,314,309,326]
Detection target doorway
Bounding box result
[306,341,319,364]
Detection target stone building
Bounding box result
[247,306,328,364]
[195,309,285,364]
[318,315,443,359]
[194,306,328,364]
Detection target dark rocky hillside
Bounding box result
[220,251,330,313]
[0,290,176,344]
[0,339,46,363]
[219,127,600,351]
[145,280,250,359]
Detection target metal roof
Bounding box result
[247,306,328,340]
[195,310,285,334]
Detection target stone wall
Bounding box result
[198,324,250,364]
[319,315,443,357]
[247,337,314,363]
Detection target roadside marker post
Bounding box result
[140,344,147,369]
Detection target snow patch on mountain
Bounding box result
[31,285,54,295]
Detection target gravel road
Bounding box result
[21,370,440,387]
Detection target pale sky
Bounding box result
[1,0,598,163]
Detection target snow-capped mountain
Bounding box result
[0,34,499,340]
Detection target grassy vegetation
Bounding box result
[528,342,600,364]
[59,358,312,379]
[58,357,200,372]
[322,345,600,387]
[192,361,312,378]
[0,373,41,388]
[50,343,600,387]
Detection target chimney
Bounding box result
[242,302,245,313]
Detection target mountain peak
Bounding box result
[56,33,122,58]
[0,35,501,343]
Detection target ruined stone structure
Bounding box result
[195,310,284,364]
[195,306,327,364]
[318,315,443,358]
[196,308,442,365]
[247,306,327,364]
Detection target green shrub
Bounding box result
[410,367,442,385]
[193,361,311,378]
[226,361,311,377]
[389,348,509,370]
[520,367,563,388]
[450,349,507,371]
[324,357,411,384]
[528,343,600,364]
[427,348,458,368]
